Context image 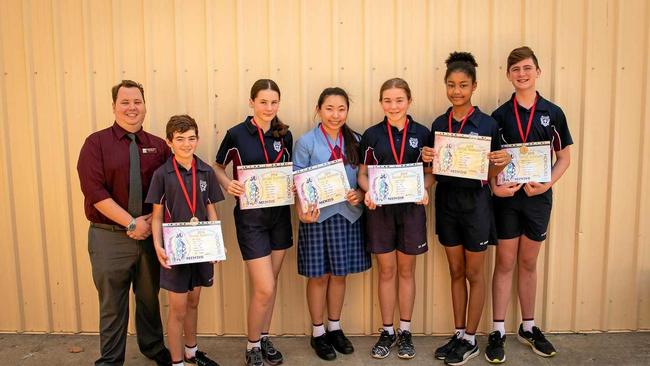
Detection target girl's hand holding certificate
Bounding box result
[346,189,363,206]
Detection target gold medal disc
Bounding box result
[519,145,529,154]
[189,216,199,225]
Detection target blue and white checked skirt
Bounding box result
[297,214,371,277]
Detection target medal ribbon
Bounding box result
[252,118,283,164]
[447,106,475,134]
[319,124,343,160]
[386,118,409,164]
[513,95,538,143]
[172,156,196,219]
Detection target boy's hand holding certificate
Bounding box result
[368,163,425,205]
[237,162,294,210]
[497,141,551,184]
[162,221,226,265]
[433,131,491,180]
[294,159,351,212]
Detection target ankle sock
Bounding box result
[522,319,535,333]
[462,332,476,346]
[247,339,261,351]
[455,327,466,338]
[399,319,411,332]
[383,324,395,335]
[313,323,326,337]
[327,318,341,332]
[184,344,197,359]
[493,320,505,337]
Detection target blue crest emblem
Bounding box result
[409,137,418,148]
[540,115,550,127]
[273,140,282,152]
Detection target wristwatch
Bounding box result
[127,218,137,232]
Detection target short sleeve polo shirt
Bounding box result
[491,92,573,151]
[359,115,432,165]
[431,106,501,188]
[215,116,293,179]
[146,156,224,222]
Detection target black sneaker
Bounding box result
[370,329,397,359]
[311,334,336,360]
[245,347,263,366]
[260,337,284,365]
[434,332,462,360]
[150,348,172,366]
[326,329,354,354]
[517,324,557,357]
[444,338,479,366]
[485,331,506,363]
[397,329,416,359]
[185,350,220,366]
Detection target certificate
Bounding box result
[368,163,424,205]
[162,221,226,266]
[237,162,294,210]
[497,141,552,184]
[433,131,491,180]
[293,159,351,212]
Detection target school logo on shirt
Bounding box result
[200,180,207,192]
[409,137,418,148]
[273,140,282,152]
[540,115,550,127]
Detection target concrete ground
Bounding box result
[0,332,648,366]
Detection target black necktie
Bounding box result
[127,133,142,217]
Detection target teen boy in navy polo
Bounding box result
[358,78,434,360]
[146,115,224,366]
[77,80,171,366]
[485,47,573,364]
[214,79,292,366]
[422,52,510,366]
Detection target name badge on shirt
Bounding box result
[142,147,158,154]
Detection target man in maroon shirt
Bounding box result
[77,80,171,366]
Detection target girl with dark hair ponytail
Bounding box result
[214,79,293,366]
[292,87,370,361]
[421,52,511,365]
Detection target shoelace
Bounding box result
[262,339,277,354]
[398,332,414,351]
[248,349,263,364]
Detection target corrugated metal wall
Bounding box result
[0,0,648,335]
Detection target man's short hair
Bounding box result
[111,80,145,103]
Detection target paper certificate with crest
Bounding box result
[237,162,294,210]
[368,163,424,205]
[293,159,351,212]
[433,132,491,180]
[497,141,551,184]
[162,221,226,266]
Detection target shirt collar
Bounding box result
[112,121,146,141]
[245,116,275,137]
[446,106,482,129]
[165,156,211,173]
[509,91,550,112]
[383,115,417,134]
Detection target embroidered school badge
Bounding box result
[200,180,207,192]
[273,140,282,152]
[409,137,418,148]
[540,115,550,127]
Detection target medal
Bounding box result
[386,117,409,165]
[320,124,343,161]
[252,118,284,164]
[519,145,529,154]
[172,157,197,223]
[448,106,475,134]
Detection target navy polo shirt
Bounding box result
[215,116,293,180]
[359,115,432,165]
[431,106,501,188]
[145,156,224,222]
[491,92,573,151]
